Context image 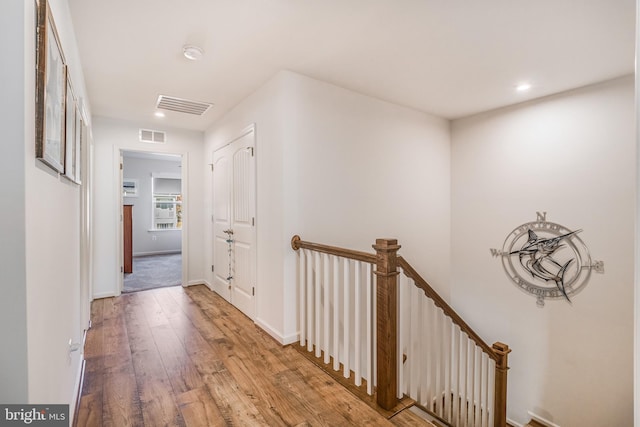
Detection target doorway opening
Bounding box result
[121,150,184,293]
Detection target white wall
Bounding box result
[0,0,93,412]
[635,5,639,426]
[451,76,635,426]
[123,156,182,255]
[92,117,205,298]
[0,0,29,403]
[204,70,451,343]
[204,72,287,340]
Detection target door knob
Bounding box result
[223,229,234,235]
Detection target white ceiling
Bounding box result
[68,0,636,132]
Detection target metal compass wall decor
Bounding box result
[490,212,604,307]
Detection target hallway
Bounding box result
[75,285,432,426]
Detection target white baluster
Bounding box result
[481,352,489,427]
[451,325,460,426]
[366,263,373,395]
[343,258,350,378]
[306,249,313,352]
[474,346,481,427]
[354,261,362,386]
[398,272,408,398]
[487,359,496,426]
[459,334,467,426]
[333,256,340,371]
[299,249,305,346]
[409,284,419,400]
[423,293,432,409]
[323,253,330,364]
[314,251,321,358]
[435,309,443,417]
[372,271,377,388]
[444,318,452,422]
[467,339,475,427]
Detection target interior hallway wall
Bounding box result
[451,76,634,426]
[0,0,93,412]
[25,0,93,407]
[0,0,29,403]
[204,70,451,343]
[92,117,205,298]
[204,72,287,340]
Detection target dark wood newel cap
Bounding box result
[372,238,401,251]
[492,342,511,354]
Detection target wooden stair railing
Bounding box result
[291,235,510,427]
[397,256,511,427]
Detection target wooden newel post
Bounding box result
[492,341,511,427]
[373,238,401,410]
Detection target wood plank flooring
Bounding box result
[75,285,433,427]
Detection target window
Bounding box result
[151,175,182,230]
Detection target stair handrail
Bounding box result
[398,256,511,427]
[397,256,498,361]
[291,235,510,427]
[291,235,377,264]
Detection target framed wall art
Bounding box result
[64,74,76,181]
[74,106,83,184]
[35,0,67,174]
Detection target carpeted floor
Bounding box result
[124,253,182,293]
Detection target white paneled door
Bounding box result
[212,126,256,320]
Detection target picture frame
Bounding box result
[64,74,76,181]
[75,106,83,184]
[35,0,67,174]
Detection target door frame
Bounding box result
[116,147,189,294]
[211,123,257,318]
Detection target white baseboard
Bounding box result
[507,418,524,427]
[185,279,206,287]
[282,331,299,345]
[527,411,561,427]
[70,319,93,424]
[70,354,86,426]
[255,318,298,345]
[92,291,117,299]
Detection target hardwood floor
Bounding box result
[75,285,433,426]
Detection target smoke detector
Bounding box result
[183,45,204,61]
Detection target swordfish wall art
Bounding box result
[490,212,604,307]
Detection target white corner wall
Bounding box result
[634,4,639,426]
[451,76,635,426]
[92,117,205,297]
[205,70,451,344]
[0,0,29,403]
[280,72,451,340]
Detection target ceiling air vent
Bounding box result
[139,129,166,144]
[156,95,212,116]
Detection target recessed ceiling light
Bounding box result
[183,45,204,61]
[516,83,532,92]
[154,111,165,118]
